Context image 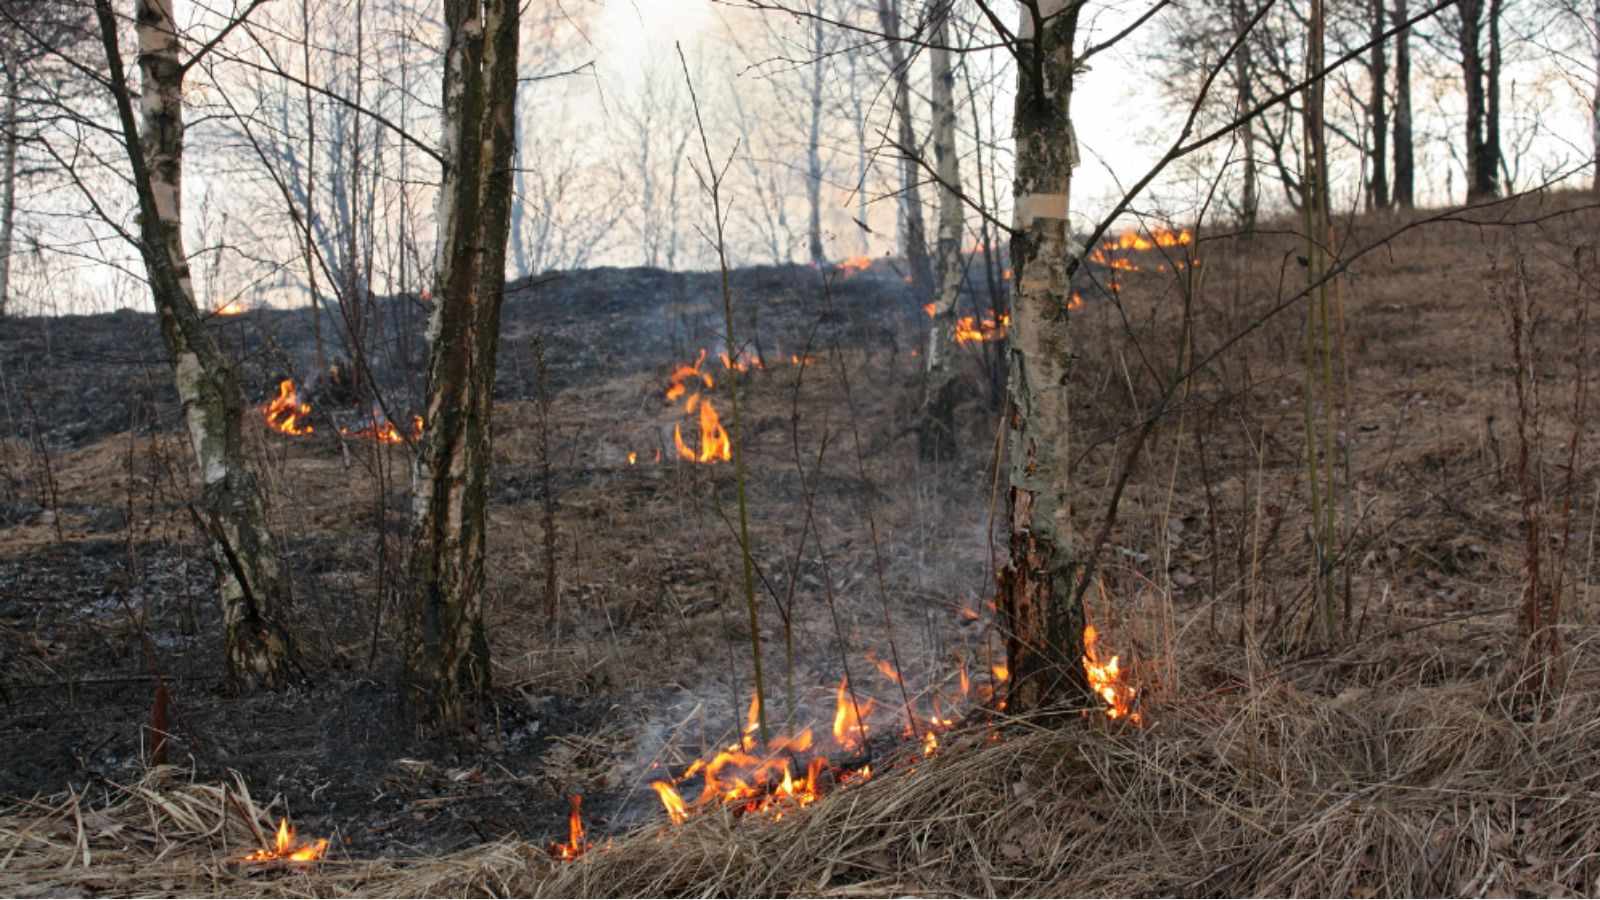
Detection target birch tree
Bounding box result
[92,0,299,690]
[1000,0,1086,712]
[919,0,966,461]
[405,0,520,730]
[877,0,935,300]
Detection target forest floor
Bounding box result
[3,190,1600,897]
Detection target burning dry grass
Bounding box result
[7,642,1600,896]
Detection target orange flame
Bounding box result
[954,313,1010,345]
[627,451,637,465]
[831,677,874,752]
[923,302,936,318]
[243,817,329,863]
[1082,624,1139,724]
[836,255,873,276]
[991,663,1009,683]
[651,781,688,825]
[263,380,314,436]
[549,795,587,860]
[212,299,246,316]
[673,396,731,463]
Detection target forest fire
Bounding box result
[1088,226,1196,274]
[548,796,588,860]
[212,299,246,316]
[263,379,314,436]
[243,818,328,863]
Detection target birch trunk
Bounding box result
[806,13,826,268]
[876,0,934,300]
[93,0,296,690]
[1229,0,1258,231]
[406,0,520,731]
[1000,0,1085,713]
[1593,0,1599,192]
[919,4,965,461]
[0,64,16,317]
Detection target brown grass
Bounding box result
[6,636,1599,897]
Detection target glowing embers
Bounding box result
[835,255,874,277]
[342,412,423,445]
[1082,624,1140,724]
[243,817,329,863]
[548,795,588,860]
[263,379,314,436]
[1087,226,1197,274]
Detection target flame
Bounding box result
[922,731,939,757]
[868,652,902,685]
[627,451,637,465]
[831,677,874,752]
[212,299,246,316]
[549,795,587,860]
[652,781,688,825]
[1068,292,1084,311]
[673,396,730,463]
[1002,268,1013,281]
[1088,227,1197,275]
[991,663,1009,683]
[789,354,816,367]
[719,350,762,373]
[836,255,873,275]
[243,817,328,863]
[923,302,936,318]
[954,313,1010,345]
[263,380,314,436]
[1082,624,1140,724]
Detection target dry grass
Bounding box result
[6,635,1600,897]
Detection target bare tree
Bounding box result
[877,0,935,298]
[92,0,299,690]
[1393,0,1416,206]
[405,0,521,730]
[919,0,965,461]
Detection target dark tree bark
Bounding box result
[1392,0,1415,207]
[1368,0,1390,209]
[1457,0,1499,200]
[1230,0,1259,230]
[876,0,935,301]
[1001,0,1087,714]
[405,0,520,731]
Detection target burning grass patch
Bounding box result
[8,644,1600,897]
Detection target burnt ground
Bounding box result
[4,191,1600,875]
[0,259,1008,858]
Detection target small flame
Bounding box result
[212,299,246,316]
[243,817,328,863]
[831,677,874,752]
[1082,624,1140,724]
[836,255,873,276]
[549,795,587,860]
[652,781,688,825]
[263,380,314,436]
[991,663,1009,683]
[922,731,939,757]
[923,302,936,318]
[627,451,637,465]
[954,313,1010,345]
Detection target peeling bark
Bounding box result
[1000,0,1086,714]
[406,0,520,731]
[93,0,296,691]
[919,4,965,461]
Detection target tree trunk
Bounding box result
[1593,0,1599,192]
[94,0,296,691]
[919,3,964,461]
[876,0,935,300]
[1368,0,1390,210]
[1458,0,1497,200]
[1392,0,1415,208]
[0,64,16,318]
[406,0,520,731]
[1230,0,1259,231]
[806,13,826,269]
[1000,0,1086,714]
[1486,0,1502,194]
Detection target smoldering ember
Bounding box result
[2,0,1600,896]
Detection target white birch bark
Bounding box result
[1000,0,1086,712]
[919,3,966,460]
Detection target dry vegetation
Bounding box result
[4,191,1600,896]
